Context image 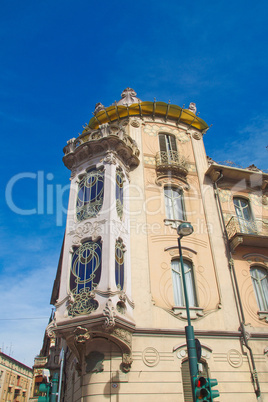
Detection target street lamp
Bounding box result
[177,222,198,401]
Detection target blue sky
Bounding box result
[0,0,267,367]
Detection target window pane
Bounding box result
[233,197,254,234]
[115,239,125,290]
[172,260,196,307]
[164,187,185,221]
[250,267,268,311]
[116,168,124,219]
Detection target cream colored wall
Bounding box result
[136,120,239,332]
[219,183,268,328]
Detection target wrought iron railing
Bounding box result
[226,216,268,239]
[155,151,188,174]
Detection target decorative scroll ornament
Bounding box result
[71,220,106,243]
[101,151,117,165]
[94,103,105,115]
[68,288,99,317]
[122,353,133,372]
[188,102,197,114]
[74,326,91,344]
[103,299,115,330]
[46,321,57,339]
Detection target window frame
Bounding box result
[250,265,268,312]
[76,166,105,222]
[171,258,197,308]
[164,186,186,221]
[233,196,256,234]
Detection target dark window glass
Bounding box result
[116,168,124,219]
[70,240,102,295]
[115,239,125,290]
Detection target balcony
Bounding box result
[155,151,188,179]
[226,216,268,250]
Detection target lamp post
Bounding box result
[177,222,198,401]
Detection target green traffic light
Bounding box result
[38,383,50,402]
[208,378,220,400]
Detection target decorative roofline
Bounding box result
[86,101,209,133]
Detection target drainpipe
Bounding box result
[213,172,261,399]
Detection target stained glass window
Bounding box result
[116,168,124,219]
[76,167,104,221]
[171,259,197,307]
[68,240,101,316]
[250,266,268,311]
[115,239,125,290]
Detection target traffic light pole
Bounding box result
[178,236,199,401]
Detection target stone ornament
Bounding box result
[188,102,197,114]
[94,103,105,115]
[121,353,133,372]
[103,299,115,330]
[227,349,243,368]
[116,88,141,106]
[142,347,160,367]
[74,326,91,344]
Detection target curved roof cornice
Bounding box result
[87,101,209,132]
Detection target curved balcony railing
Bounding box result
[155,151,188,176]
[226,216,268,239]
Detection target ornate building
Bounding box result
[0,351,33,402]
[45,88,268,401]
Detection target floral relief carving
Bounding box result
[70,220,106,243]
[103,299,115,330]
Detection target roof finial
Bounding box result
[188,102,197,115]
[116,88,141,106]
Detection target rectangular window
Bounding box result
[164,187,185,221]
[172,259,197,307]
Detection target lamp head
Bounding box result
[177,222,194,237]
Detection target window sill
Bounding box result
[257,311,268,323]
[172,306,204,320]
[164,219,189,229]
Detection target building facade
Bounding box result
[0,351,33,402]
[46,88,268,401]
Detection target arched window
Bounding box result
[233,197,255,234]
[115,239,125,290]
[69,240,102,316]
[164,187,185,221]
[159,133,177,153]
[171,259,197,307]
[250,266,268,311]
[76,167,104,221]
[116,167,124,219]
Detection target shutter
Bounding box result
[181,360,193,402]
[170,135,177,152]
[159,134,166,152]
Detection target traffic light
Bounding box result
[194,376,210,401]
[207,378,220,400]
[193,376,220,401]
[38,383,51,402]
